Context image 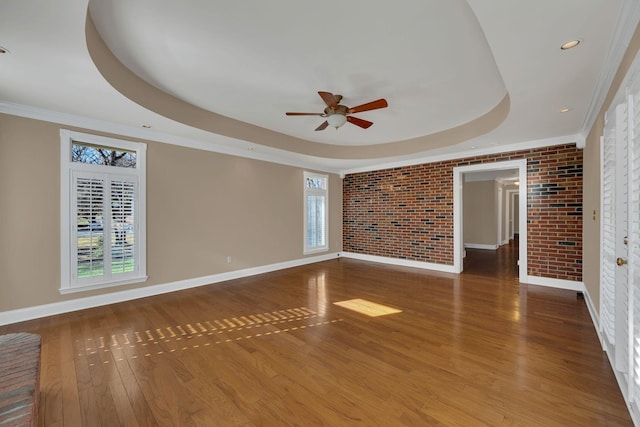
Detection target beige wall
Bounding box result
[584,23,640,312]
[463,180,497,246]
[0,113,342,312]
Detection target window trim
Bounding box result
[303,171,329,255]
[60,130,147,294]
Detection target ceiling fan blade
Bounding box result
[315,121,329,131]
[286,112,324,116]
[347,116,373,129]
[318,91,338,109]
[347,98,388,114]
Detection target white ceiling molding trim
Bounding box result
[0,101,343,174]
[0,99,580,178]
[339,134,581,176]
[581,0,640,136]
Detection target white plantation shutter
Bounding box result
[602,108,617,345]
[71,172,139,285]
[600,48,640,420]
[110,179,137,276]
[304,172,328,254]
[307,194,326,248]
[615,102,630,376]
[629,84,640,406]
[73,174,105,281]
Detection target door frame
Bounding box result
[497,186,503,247]
[506,189,519,240]
[453,159,528,282]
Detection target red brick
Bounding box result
[343,144,583,281]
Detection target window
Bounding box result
[60,130,147,293]
[304,172,328,254]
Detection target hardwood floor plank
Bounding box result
[59,322,82,427]
[91,334,140,427]
[41,322,63,427]
[82,323,122,426]
[69,317,103,426]
[0,246,632,425]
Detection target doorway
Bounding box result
[461,169,520,279]
[453,159,528,282]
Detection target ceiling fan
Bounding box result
[286,91,388,131]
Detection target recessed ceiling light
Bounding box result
[560,108,570,113]
[561,40,581,50]
[0,45,10,54]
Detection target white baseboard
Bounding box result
[464,243,499,250]
[582,288,639,427]
[524,275,585,292]
[340,252,457,273]
[501,239,509,246]
[582,287,603,348]
[631,403,640,427]
[0,252,339,326]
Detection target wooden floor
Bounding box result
[0,244,632,426]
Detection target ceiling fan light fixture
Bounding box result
[286,91,387,130]
[327,113,347,129]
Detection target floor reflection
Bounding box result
[307,270,327,317]
[463,239,519,281]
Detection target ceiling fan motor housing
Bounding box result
[324,105,348,115]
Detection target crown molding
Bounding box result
[0,100,581,178]
[339,134,581,176]
[0,101,343,174]
[581,0,640,136]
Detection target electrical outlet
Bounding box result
[227,256,232,264]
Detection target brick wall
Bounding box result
[343,144,583,281]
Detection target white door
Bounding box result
[628,78,640,411]
[613,101,630,378]
[601,101,629,380]
[601,78,640,412]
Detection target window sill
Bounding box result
[304,247,329,255]
[59,275,148,295]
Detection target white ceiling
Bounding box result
[0,0,636,174]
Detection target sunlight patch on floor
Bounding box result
[333,299,402,317]
[76,306,338,365]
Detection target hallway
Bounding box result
[463,239,519,281]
